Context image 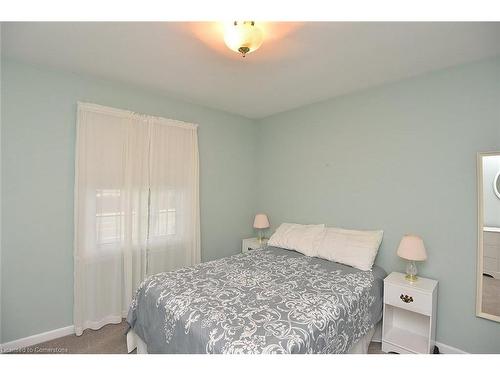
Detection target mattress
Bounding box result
[126,246,386,354]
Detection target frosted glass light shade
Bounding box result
[397,235,427,261]
[253,214,270,229]
[224,21,263,56]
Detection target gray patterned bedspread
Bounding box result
[126,246,386,354]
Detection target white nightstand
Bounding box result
[382,272,438,354]
[242,237,268,253]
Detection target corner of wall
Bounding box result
[252,118,265,218]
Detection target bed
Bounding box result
[126,246,386,354]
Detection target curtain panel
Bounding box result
[74,102,200,336]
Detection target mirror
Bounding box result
[477,152,500,322]
[495,171,500,199]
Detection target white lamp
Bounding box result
[397,234,427,282]
[253,214,270,245]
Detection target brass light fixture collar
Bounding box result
[238,46,250,57]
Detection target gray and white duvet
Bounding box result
[126,246,386,354]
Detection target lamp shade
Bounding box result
[224,21,263,56]
[397,235,427,261]
[253,214,270,229]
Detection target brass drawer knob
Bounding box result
[400,294,414,303]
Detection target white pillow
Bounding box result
[268,223,325,257]
[316,227,383,271]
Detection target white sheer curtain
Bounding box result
[74,103,199,336]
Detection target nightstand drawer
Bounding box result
[242,238,268,253]
[384,283,432,316]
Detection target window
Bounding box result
[95,189,177,245]
[95,189,123,245]
[157,208,176,236]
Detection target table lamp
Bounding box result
[397,234,427,282]
[253,214,270,246]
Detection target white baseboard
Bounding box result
[434,341,468,354]
[0,325,75,353]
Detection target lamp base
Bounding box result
[405,274,418,282]
[405,260,418,283]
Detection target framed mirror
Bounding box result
[476,152,500,323]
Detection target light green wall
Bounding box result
[256,57,500,353]
[2,54,500,353]
[0,60,256,342]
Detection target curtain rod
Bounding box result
[77,101,199,130]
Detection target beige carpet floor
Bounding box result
[11,321,131,354]
[10,320,384,354]
[482,275,500,317]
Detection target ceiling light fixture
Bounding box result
[223,21,263,57]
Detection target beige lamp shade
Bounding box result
[253,214,270,229]
[397,235,427,261]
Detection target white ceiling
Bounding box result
[3,22,500,119]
